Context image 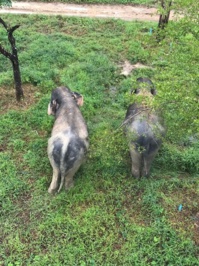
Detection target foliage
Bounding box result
[172,0,199,39]
[156,141,199,173]
[0,0,11,7]
[0,0,11,8]
[173,0,199,23]
[0,11,199,266]
[157,26,198,141]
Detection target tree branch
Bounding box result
[117,108,152,131]
[8,25,20,44]
[0,17,8,30]
[9,25,20,35]
[0,43,13,60]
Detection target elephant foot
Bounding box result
[65,179,74,191]
[131,169,141,178]
[48,187,57,194]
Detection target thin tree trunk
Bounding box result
[158,0,172,30]
[8,24,24,101]
[0,18,24,101]
[11,58,23,101]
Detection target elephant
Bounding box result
[123,77,165,178]
[47,86,89,193]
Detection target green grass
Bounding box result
[0,13,199,265]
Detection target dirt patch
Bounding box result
[0,84,39,114]
[0,2,179,22]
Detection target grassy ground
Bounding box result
[0,14,199,265]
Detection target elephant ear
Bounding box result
[150,88,157,95]
[72,91,84,106]
[51,99,60,113]
[134,88,140,94]
[131,88,140,94]
[48,99,60,115]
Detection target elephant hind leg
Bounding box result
[142,149,159,177]
[48,166,61,194]
[130,148,142,178]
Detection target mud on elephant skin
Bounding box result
[124,77,165,178]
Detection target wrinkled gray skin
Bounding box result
[47,87,89,194]
[124,77,165,178]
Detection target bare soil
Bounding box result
[0,85,39,114]
[0,2,178,21]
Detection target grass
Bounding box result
[0,13,199,265]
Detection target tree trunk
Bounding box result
[0,18,24,101]
[158,0,172,30]
[11,58,24,101]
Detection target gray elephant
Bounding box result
[47,87,89,193]
[123,77,165,178]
